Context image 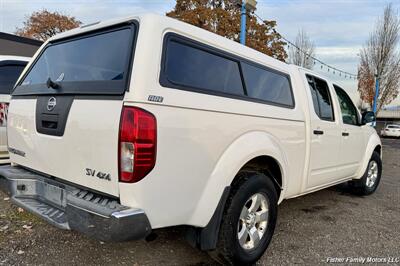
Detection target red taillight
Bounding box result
[118,106,157,183]
[0,103,9,127]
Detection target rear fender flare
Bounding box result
[189,131,288,227]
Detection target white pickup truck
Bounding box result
[0,14,382,265]
[0,56,29,164]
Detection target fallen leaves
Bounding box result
[22,224,33,230]
[0,225,9,231]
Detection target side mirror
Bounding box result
[362,111,376,125]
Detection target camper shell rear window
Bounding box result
[13,21,137,96]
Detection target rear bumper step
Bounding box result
[0,165,151,241]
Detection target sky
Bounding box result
[1,0,399,105]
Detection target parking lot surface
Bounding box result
[0,138,399,265]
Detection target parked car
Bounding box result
[0,56,29,164]
[0,14,382,265]
[381,124,400,138]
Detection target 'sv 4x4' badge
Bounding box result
[85,168,111,181]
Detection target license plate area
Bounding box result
[14,178,67,210]
[41,182,66,208]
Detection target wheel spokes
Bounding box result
[240,206,249,220]
[238,226,249,246]
[237,192,270,250]
[248,194,262,213]
[255,210,268,223]
[248,226,260,247]
[366,161,379,188]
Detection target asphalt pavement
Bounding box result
[0,138,399,265]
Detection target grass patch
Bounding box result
[8,207,43,225]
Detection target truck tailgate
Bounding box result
[7,98,122,196]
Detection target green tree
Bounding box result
[167,0,287,61]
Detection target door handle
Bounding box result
[313,130,324,135]
[342,132,350,137]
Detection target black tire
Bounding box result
[349,151,382,196]
[209,171,278,265]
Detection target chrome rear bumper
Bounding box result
[0,165,151,241]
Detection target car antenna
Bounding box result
[46,77,60,89]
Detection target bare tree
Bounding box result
[357,58,375,108]
[288,29,315,69]
[358,4,400,113]
[356,97,364,110]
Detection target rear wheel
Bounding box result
[349,151,382,196]
[209,171,278,265]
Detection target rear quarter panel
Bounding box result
[119,101,306,228]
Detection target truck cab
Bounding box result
[297,67,380,193]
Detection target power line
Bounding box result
[253,12,359,80]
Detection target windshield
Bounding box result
[14,24,135,96]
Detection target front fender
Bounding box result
[188,131,288,227]
[355,129,382,179]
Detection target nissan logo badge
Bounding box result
[47,97,57,111]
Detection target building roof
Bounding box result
[0,32,43,46]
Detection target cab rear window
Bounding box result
[13,23,136,96]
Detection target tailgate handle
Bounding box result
[41,114,59,129]
[36,96,73,137]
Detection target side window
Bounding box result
[306,75,320,117]
[162,39,244,96]
[161,34,296,109]
[241,63,294,107]
[0,65,26,94]
[306,75,334,121]
[334,85,359,126]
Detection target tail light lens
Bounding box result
[118,106,157,183]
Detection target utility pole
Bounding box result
[372,73,380,127]
[239,0,257,45]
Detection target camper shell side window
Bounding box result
[160,33,295,108]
